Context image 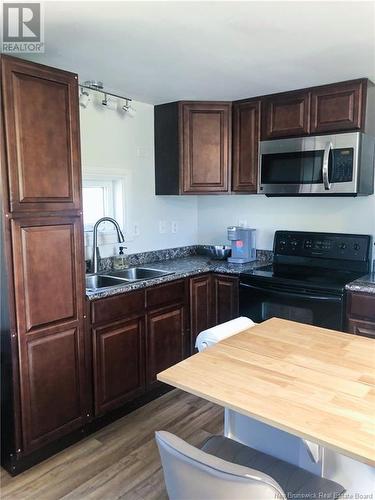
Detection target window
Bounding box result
[83,179,114,226]
[82,177,125,231]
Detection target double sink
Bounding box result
[86,267,175,291]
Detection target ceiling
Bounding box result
[21,1,375,104]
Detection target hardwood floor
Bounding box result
[1,390,223,499]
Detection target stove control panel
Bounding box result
[274,231,371,262]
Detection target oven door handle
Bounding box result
[322,142,333,191]
[239,282,342,303]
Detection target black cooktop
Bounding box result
[240,231,372,294]
[241,264,365,293]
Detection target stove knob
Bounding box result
[339,243,347,250]
[354,243,360,251]
[291,240,298,248]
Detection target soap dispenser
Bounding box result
[113,246,127,270]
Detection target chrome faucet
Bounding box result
[91,217,125,274]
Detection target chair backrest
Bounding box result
[155,431,286,500]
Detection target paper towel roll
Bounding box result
[195,317,256,352]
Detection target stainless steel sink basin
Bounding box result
[109,267,174,280]
[86,267,175,291]
[86,275,126,291]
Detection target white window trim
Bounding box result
[82,168,133,243]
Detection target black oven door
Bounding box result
[239,282,344,331]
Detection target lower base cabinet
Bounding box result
[190,274,213,350]
[93,317,146,415]
[146,304,185,390]
[212,274,239,325]
[346,291,375,338]
[90,280,188,415]
[189,273,240,351]
[347,318,375,338]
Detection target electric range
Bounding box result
[239,231,372,331]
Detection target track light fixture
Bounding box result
[79,80,134,115]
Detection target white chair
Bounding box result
[155,431,345,500]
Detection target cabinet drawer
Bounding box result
[91,290,145,325]
[347,292,375,321]
[347,318,375,339]
[146,279,186,309]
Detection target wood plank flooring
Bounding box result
[1,390,223,500]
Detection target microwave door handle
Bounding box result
[322,142,333,190]
[239,282,341,302]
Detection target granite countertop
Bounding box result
[86,255,269,301]
[345,273,375,295]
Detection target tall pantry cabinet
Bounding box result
[1,55,89,473]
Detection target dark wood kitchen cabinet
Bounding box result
[346,291,375,338]
[154,101,232,194]
[1,55,87,473]
[90,289,146,416]
[90,280,187,408]
[310,79,367,134]
[262,90,311,140]
[93,317,145,415]
[146,280,187,388]
[232,99,261,193]
[1,55,82,214]
[146,304,185,389]
[262,79,368,140]
[190,274,213,351]
[212,274,239,325]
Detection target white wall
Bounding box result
[80,97,198,257]
[197,194,375,250]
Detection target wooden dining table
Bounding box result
[157,317,375,467]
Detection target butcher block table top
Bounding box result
[157,318,375,466]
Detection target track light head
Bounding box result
[79,90,90,108]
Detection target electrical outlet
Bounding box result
[133,223,140,236]
[171,221,178,233]
[159,220,167,234]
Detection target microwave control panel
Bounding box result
[330,148,354,183]
[274,231,371,262]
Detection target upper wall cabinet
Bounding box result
[261,91,311,139]
[1,56,82,213]
[310,79,367,134]
[261,79,368,140]
[154,101,231,194]
[232,99,261,193]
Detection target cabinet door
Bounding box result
[93,318,145,415]
[11,216,88,451]
[232,100,261,193]
[311,80,367,134]
[2,55,81,213]
[347,292,375,322]
[146,305,185,389]
[212,275,239,325]
[347,318,375,339]
[262,91,310,139]
[190,275,212,352]
[181,102,231,193]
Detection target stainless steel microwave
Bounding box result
[258,132,375,196]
